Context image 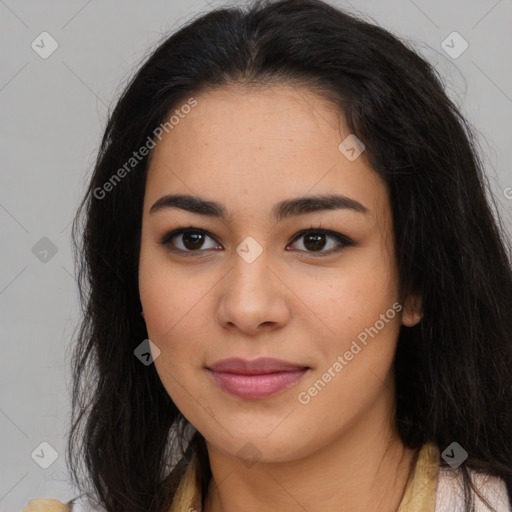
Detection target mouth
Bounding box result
[206,357,311,399]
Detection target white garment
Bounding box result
[64,495,96,512]
[24,468,512,511]
[435,467,512,512]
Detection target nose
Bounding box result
[216,248,291,335]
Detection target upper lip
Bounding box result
[207,357,309,375]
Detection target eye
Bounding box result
[287,227,354,256]
[159,226,354,257]
[159,227,221,256]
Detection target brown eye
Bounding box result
[180,230,206,250]
[159,226,353,257]
[303,233,327,251]
[287,228,353,256]
[160,228,221,254]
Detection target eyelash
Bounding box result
[159,224,355,258]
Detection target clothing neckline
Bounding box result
[397,442,439,512]
[170,442,440,512]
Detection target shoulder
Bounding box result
[436,466,512,512]
[23,494,98,512]
[22,498,71,511]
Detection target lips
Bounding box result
[207,357,309,375]
[206,357,311,399]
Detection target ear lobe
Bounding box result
[401,294,423,327]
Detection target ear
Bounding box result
[401,293,423,327]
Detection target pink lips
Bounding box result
[207,357,310,399]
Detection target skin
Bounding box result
[138,84,423,512]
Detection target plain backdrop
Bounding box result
[1,0,511,510]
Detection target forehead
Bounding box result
[144,84,388,224]
[150,84,343,155]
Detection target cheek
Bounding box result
[138,257,207,405]
[318,264,400,383]
[138,248,216,384]
[140,270,206,344]
[296,270,401,437]
[139,236,200,338]
[302,249,399,347]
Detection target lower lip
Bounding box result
[207,368,309,399]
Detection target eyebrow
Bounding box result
[149,193,369,222]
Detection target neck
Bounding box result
[202,399,417,512]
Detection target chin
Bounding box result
[204,429,314,465]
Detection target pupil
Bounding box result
[183,231,204,250]
[304,233,325,251]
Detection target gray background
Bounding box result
[1,0,511,510]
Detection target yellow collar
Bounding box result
[170,442,439,512]
[397,442,439,512]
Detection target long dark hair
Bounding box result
[68,0,512,510]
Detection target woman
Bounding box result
[23,0,512,510]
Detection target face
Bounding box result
[138,84,419,464]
